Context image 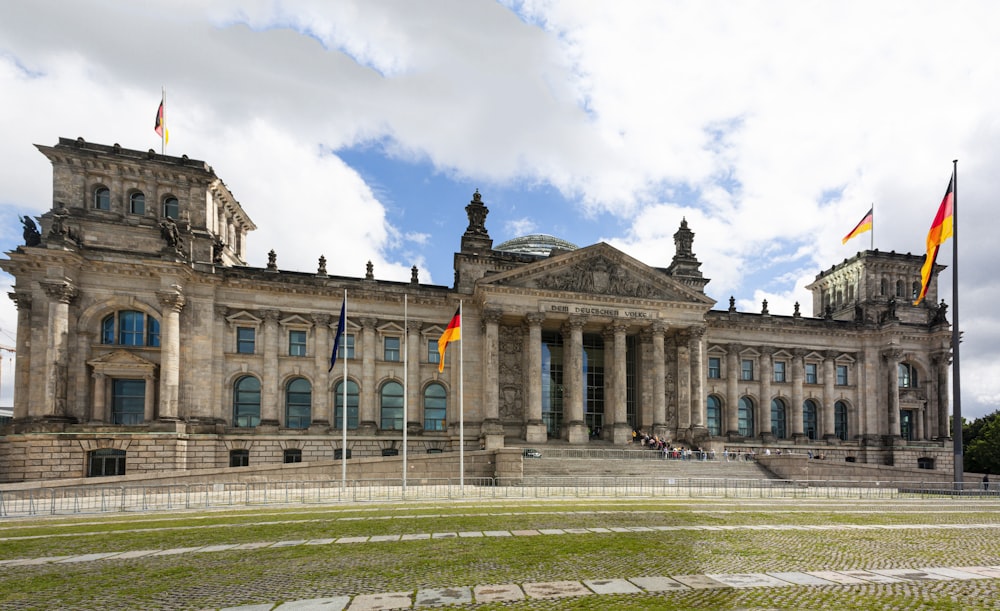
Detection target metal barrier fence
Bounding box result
[1,477,996,518]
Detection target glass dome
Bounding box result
[494,234,579,256]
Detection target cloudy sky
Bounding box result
[0,1,998,420]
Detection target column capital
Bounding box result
[791,347,808,360]
[8,291,31,310]
[482,307,503,325]
[727,342,743,354]
[931,350,952,366]
[687,324,706,339]
[406,319,424,333]
[758,345,775,357]
[563,314,587,332]
[882,347,905,361]
[40,279,77,304]
[311,312,332,326]
[524,312,546,327]
[156,290,186,312]
[214,304,230,318]
[259,309,281,323]
[824,349,839,361]
[358,316,379,330]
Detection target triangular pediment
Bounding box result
[88,349,157,367]
[479,242,714,305]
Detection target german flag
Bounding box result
[842,207,873,244]
[437,307,461,373]
[913,174,955,305]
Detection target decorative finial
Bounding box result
[761,299,769,315]
[365,260,374,280]
[728,296,736,313]
[411,265,419,284]
[317,255,327,276]
[266,249,277,271]
[793,301,801,318]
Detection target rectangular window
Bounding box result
[741,359,754,381]
[428,339,440,364]
[384,336,400,362]
[773,361,786,383]
[836,364,849,386]
[112,379,145,425]
[708,357,720,379]
[338,333,355,359]
[236,327,255,354]
[288,330,307,356]
[805,363,818,384]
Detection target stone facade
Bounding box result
[0,138,955,482]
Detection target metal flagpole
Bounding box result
[403,294,408,492]
[870,202,874,251]
[950,161,962,488]
[160,88,166,155]
[459,299,464,491]
[341,289,348,489]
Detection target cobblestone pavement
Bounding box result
[2,502,1000,610]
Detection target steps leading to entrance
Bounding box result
[521,452,775,480]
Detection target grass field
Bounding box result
[1,497,998,610]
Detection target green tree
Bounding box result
[965,411,1000,474]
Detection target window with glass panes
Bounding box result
[773,361,786,383]
[384,336,400,361]
[706,395,722,436]
[428,339,439,364]
[803,399,818,439]
[285,378,311,428]
[288,330,307,356]
[334,380,359,429]
[112,379,145,425]
[805,362,818,384]
[771,398,786,439]
[338,333,355,359]
[380,381,404,430]
[738,396,755,437]
[237,327,255,354]
[424,383,447,431]
[741,359,754,381]
[708,357,721,379]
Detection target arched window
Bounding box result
[129,192,145,215]
[162,196,179,219]
[423,383,447,431]
[803,399,818,440]
[233,376,261,427]
[334,380,359,429]
[898,362,918,388]
[88,448,126,477]
[380,381,404,430]
[911,281,921,300]
[880,278,888,295]
[895,280,905,297]
[285,377,311,429]
[835,401,849,441]
[94,186,110,210]
[738,396,755,438]
[101,310,160,347]
[771,398,786,439]
[706,395,722,436]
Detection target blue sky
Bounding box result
[1,1,999,420]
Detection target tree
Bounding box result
[964,410,1000,474]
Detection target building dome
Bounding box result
[494,234,579,257]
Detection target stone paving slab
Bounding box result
[153,546,204,556]
[399,533,430,541]
[473,584,524,603]
[629,576,689,591]
[59,552,121,563]
[347,591,413,610]
[522,580,592,599]
[510,529,539,536]
[414,586,472,607]
[6,556,71,566]
[336,537,369,544]
[274,596,350,610]
[766,571,837,586]
[583,578,642,595]
[220,605,273,611]
[671,574,731,589]
[482,530,511,537]
[537,529,564,535]
[234,542,275,550]
[199,544,242,553]
[369,535,401,542]
[272,539,307,548]
[457,531,483,538]
[838,570,906,584]
[706,573,792,588]
[305,538,337,546]
[870,568,952,581]
[430,532,457,539]
[920,567,991,580]
[807,571,871,585]
[957,566,1000,578]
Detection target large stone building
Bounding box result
[0,138,954,482]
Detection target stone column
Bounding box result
[791,349,806,442]
[406,319,423,434]
[40,279,76,419]
[524,312,546,443]
[311,313,332,426]
[725,343,740,437]
[675,331,691,434]
[933,351,951,439]
[649,322,667,438]
[359,316,378,433]
[822,351,837,442]
[259,309,281,427]
[607,322,630,445]
[481,308,502,424]
[92,372,107,422]
[688,326,706,431]
[562,315,587,443]
[9,292,32,420]
[758,347,774,441]
[211,305,228,423]
[144,372,156,422]
[156,289,186,421]
[884,348,903,439]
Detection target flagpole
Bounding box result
[870,202,874,251]
[341,289,348,490]
[160,88,166,155]
[459,299,464,491]
[403,294,408,493]
[950,160,962,489]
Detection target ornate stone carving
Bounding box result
[266,250,277,271]
[260,309,281,323]
[40,279,77,304]
[464,189,490,238]
[498,324,523,421]
[534,255,667,299]
[156,289,186,312]
[524,312,545,327]
[311,313,332,326]
[20,216,40,247]
[9,291,32,310]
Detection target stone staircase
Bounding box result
[520,449,777,481]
